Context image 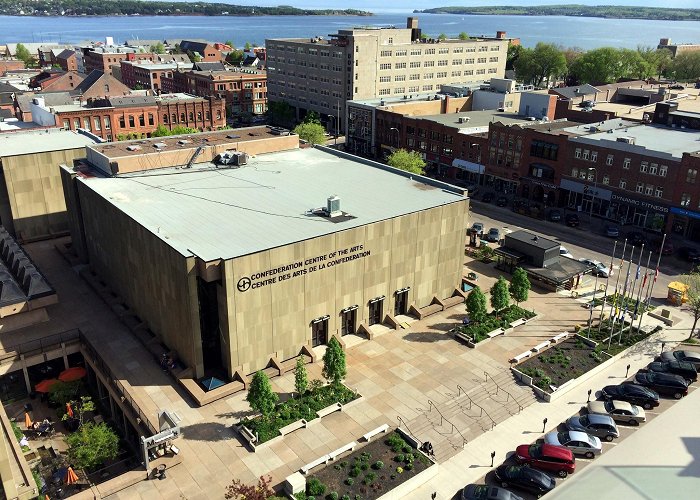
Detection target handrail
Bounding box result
[0,329,81,364]
[485,371,524,413]
[453,384,496,430]
[426,401,468,449]
[397,415,421,445]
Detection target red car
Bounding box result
[515,443,576,477]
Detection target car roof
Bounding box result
[609,400,633,412]
[540,443,573,459]
[566,430,596,443]
[678,350,700,360]
[585,413,615,425]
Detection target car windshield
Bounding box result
[578,415,590,427]
[528,444,542,458]
[557,432,570,444]
[603,400,614,412]
[470,485,489,499]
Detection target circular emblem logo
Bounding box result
[237,277,251,292]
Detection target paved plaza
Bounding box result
[2,237,692,499]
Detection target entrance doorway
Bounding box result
[368,298,384,326]
[311,317,328,347]
[341,308,357,336]
[394,289,409,316]
[197,278,223,375]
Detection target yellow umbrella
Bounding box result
[24,412,33,430]
[65,466,79,485]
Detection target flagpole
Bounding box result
[626,244,646,342]
[605,239,627,344]
[595,240,617,335]
[636,249,653,331]
[617,245,637,345]
[644,233,666,308]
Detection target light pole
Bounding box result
[389,127,400,149]
[328,116,337,146]
[470,143,482,186]
[588,167,598,225]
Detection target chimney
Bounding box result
[407,17,421,42]
[659,38,670,46]
[496,31,506,39]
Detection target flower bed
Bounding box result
[239,383,358,444]
[592,292,654,313]
[459,305,535,344]
[296,431,432,500]
[578,319,662,356]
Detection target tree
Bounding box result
[387,149,425,175]
[672,51,700,82]
[509,267,531,305]
[513,43,567,87]
[303,110,321,124]
[568,47,653,84]
[227,48,245,65]
[224,475,275,500]
[187,50,201,63]
[152,42,165,54]
[465,286,487,323]
[267,101,294,126]
[293,122,326,145]
[246,371,278,418]
[48,380,81,406]
[490,276,510,318]
[506,43,523,71]
[224,40,234,48]
[66,422,119,471]
[244,42,252,51]
[63,396,96,427]
[15,43,31,64]
[682,268,700,340]
[458,32,469,40]
[322,337,346,386]
[437,33,447,41]
[294,357,308,396]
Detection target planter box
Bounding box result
[316,402,342,418]
[377,459,439,500]
[279,419,307,436]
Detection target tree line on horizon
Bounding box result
[419,5,700,21]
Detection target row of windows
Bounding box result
[570,168,666,198]
[575,148,669,177]
[378,58,498,70]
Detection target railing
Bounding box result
[0,329,81,365]
[485,371,523,414]
[80,333,157,436]
[453,384,496,430]
[397,415,421,446]
[426,400,468,448]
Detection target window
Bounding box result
[410,49,421,56]
[477,57,487,63]
[93,117,101,131]
[451,71,461,77]
[606,154,614,166]
[425,48,435,55]
[655,186,664,198]
[424,73,433,79]
[394,75,406,81]
[196,111,202,121]
[575,148,581,159]
[437,60,448,66]
[395,50,407,57]
[582,149,589,160]
[395,62,406,69]
[623,158,630,169]
[571,168,578,178]
[163,114,168,123]
[172,113,177,123]
[139,115,145,126]
[438,47,449,54]
[591,151,597,162]
[188,112,194,121]
[489,57,498,62]
[619,179,627,189]
[388,37,393,44]
[636,182,644,193]
[644,184,653,196]
[409,74,420,80]
[380,50,392,57]
[436,72,447,78]
[379,76,390,83]
[180,112,185,122]
[466,58,475,64]
[587,171,595,181]
[422,85,433,91]
[452,59,462,65]
[104,116,111,129]
[408,85,419,92]
[640,161,648,173]
[83,118,91,131]
[380,63,391,70]
[393,87,405,94]
[681,193,691,207]
[649,163,658,175]
[659,165,667,177]
[687,169,697,183]
[410,61,421,68]
[602,175,609,185]
[378,89,390,95]
[128,115,135,127]
[119,116,125,128]
[62,119,70,129]
[424,61,434,67]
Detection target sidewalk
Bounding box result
[409,309,694,499]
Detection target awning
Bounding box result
[452,158,484,174]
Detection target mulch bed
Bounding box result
[307,431,432,500]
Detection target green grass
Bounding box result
[460,305,535,343]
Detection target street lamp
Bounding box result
[328,116,338,146]
[588,167,598,225]
[389,127,400,148]
[470,143,482,185]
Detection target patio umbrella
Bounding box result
[35,379,59,393]
[66,402,74,418]
[200,376,225,391]
[65,466,79,485]
[24,412,33,430]
[58,367,87,382]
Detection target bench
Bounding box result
[512,351,531,363]
[362,424,390,442]
[487,328,505,338]
[454,330,472,344]
[441,295,465,309]
[316,402,342,418]
[239,425,257,444]
[532,341,550,352]
[301,454,331,474]
[279,419,307,436]
[551,332,568,343]
[329,441,358,461]
[510,318,526,328]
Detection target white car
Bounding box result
[559,246,574,259]
[544,430,602,458]
[587,400,646,426]
[579,258,612,278]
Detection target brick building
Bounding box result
[72,71,133,99]
[0,59,25,76]
[120,61,192,91]
[161,68,267,116]
[30,70,85,92]
[157,93,226,132]
[55,49,78,72]
[82,47,190,76]
[178,40,223,62]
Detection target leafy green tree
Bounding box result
[227,49,245,65]
[150,124,170,137]
[458,32,469,40]
[293,122,326,145]
[490,276,510,318]
[672,51,700,81]
[66,422,119,470]
[224,40,234,48]
[303,110,321,124]
[465,286,487,323]
[63,396,96,427]
[437,33,447,40]
[268,101,294,126]
[506,43,523,71]
[509,267,531,305]
[246,371,278,418]
[322,337,346,386]
[187,50,201,63]
[294,357,308,396]
[513,42,567,87]
[15,43,31,64]
[48,380,81,406]
[638,46,673,79]
[682,268,700,340]
[152,42,165,54]
[244,42,252,51]
[387,149,425,175]
[569,47,652,84]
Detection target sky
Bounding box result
[221,0,700,12]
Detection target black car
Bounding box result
[601,383,660,409]
[493,465,555,498]
[669,84,685,90]
[660,350,700,369]
[496,196,508,207]
[461,484,523,500]
[627,231,647,247]
[647,360,698,383]
[678,246,700,263]
[565,214,580,227]
[548,210,562,222]
[634,371,688,399]
[481,192,494,203]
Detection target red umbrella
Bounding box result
[65,466,79,485]
[58,367,87,382]
[35,379,59,393]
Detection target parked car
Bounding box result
[560,246,574,259]
[465,184,480,196]
[471,222,485,237]
[677,246,700,263]
[647,360,698,384]
[601,383,660,409]
[566,414,619,442]
[496,196,508,207]
[565,214,580,227]
[669,84,685,90]
[544,430,602,459]
[481,192,494,203]
[604,224,620,238]
[627,231,647,247]
[635,371,689,399]
[579,258,611,278]
[461,484,523,500]
[652,238,674,255]
[587,400,646,426]
[579,100,596,108]
[486,227,501,242]
[493,465,555,498]
[660,350,700,369]
[548,210,562,222]
[514,443,575,477]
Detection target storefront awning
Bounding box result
[452,159,484,174]
[560,178,612,201]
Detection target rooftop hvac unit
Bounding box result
[327,195,341,217]
[178,139,190,145]
[232,152,248,166]
[153,142,167,149]
[126,145,141,151]
[616,136,635,145]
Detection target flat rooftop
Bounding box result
[506,230,559,250]
[0,128,98,157]
[421,110,530,131]
[76,147,465,261]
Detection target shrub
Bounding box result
[372,460,384,470]
[360,452,371,461]
[328,492,339,500]
[349,467,360,478]
[386,433,407,452]
[395,454,405,462]
[363,472,376,485]
[405,463,413,470]
[536,376,552,390]
[339,461,347,468]
[390,474,396,480]
[307,478,326,496]
[345,478,354,486]
[360,462,369,471]
[402,445,411,453]
[396,466,404,474]
[342,496,350,500]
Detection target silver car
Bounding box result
[587,400,646,426]
[566,413,619,442]
[544,430,602,459]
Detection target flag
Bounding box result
[633,299,640,317]
[642,272,648,289]
[654,267,659,282]
[635,265,641,280]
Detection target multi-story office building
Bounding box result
[120,60,193,91]
[266,17,511,132]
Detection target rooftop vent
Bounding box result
[153,142,167,149]
[126,145,141,151]
[177,139,191,145]
[326,196,341,217]
[616,136,635,145]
